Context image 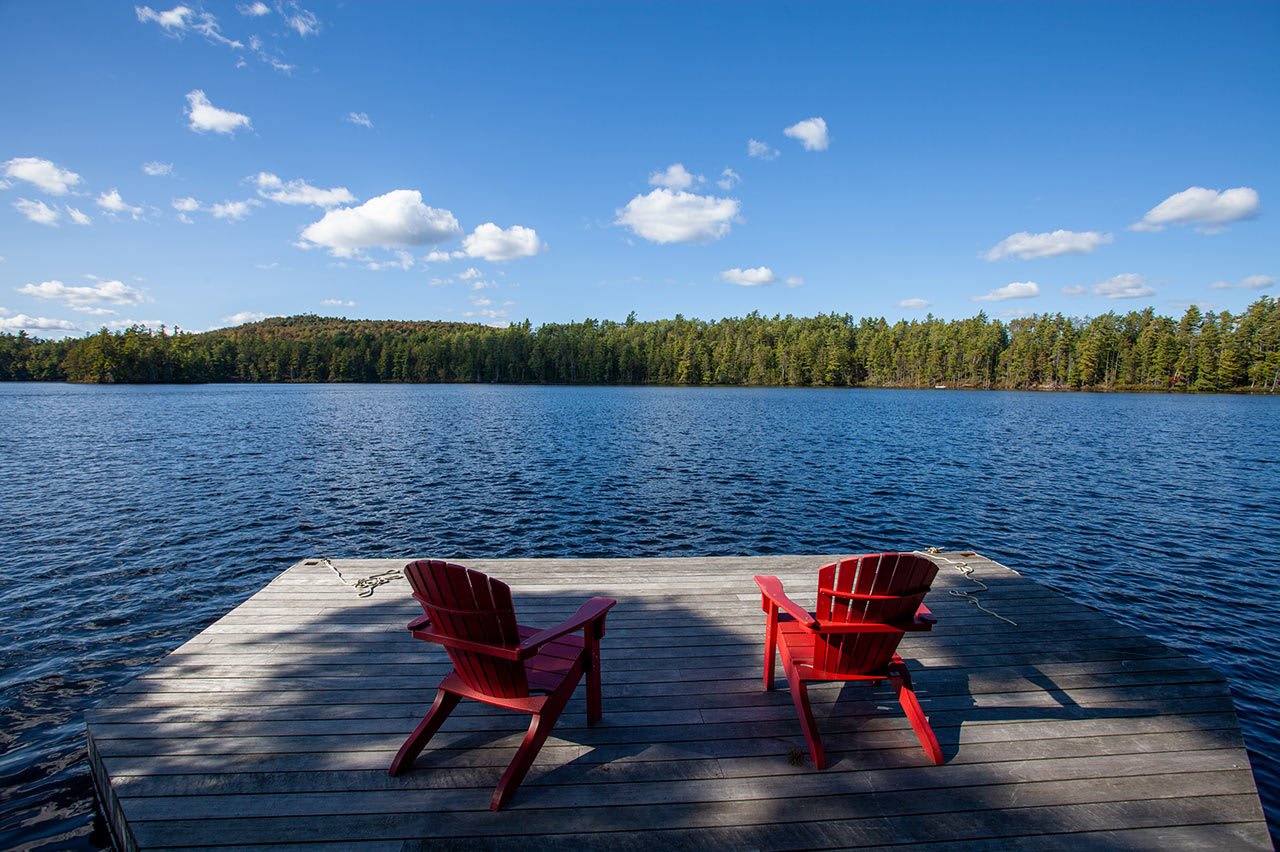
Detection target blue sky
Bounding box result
[0,1,1276,336]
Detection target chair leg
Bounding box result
[491,674,578,811]
[585,639,603,725]
[890,665,943,766]
[762,607,778,690]
[786,674,826,770]
[389,687,461,777]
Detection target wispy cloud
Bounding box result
[898,298,929,309]
[747,138,779,161]
[186,90,251,135]
[253,172,355,207]
[97,188,144,219]
[18,277,149,308]
[1210,274,1273,291]
[13,198,61,226]
[1093,273,1154,299]
[346,112,373,129]
[142,161,174,176]
[3,157,81,195]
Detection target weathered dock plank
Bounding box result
[86,553,1269,850]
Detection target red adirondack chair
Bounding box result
[754,552,942,769]
[389,560,617,810]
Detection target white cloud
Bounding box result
[898,298,930,309]
[142,161,174,176]
[424,249,460,263]
[97,189,144,219]
[1061,284,1087,296]
[615,188,740,244]
[136,5,241,48]
[210,199,262,221]
[1211,274,1274,291]
[747,139,779,161]
[783,117,829,151]
[18,278,149,308]
[172,196,201,212]
[973,281,1040,302]
[2,157,82,195]
[299,189,461,257]
[1092,273,1154,299]
[186,90,251,135]
[282,3,320,36]
[717,168,741,191]
[321,298,355,307]
[649,163,697,191]
[253,172,355,207]
[463,294,510,321]
[471,279,494,291]
[346,111,373,128]
[238,2,270,15]
[13,198,60,226]
[463,223,543,261]
[222,311,268,325]
[66,206,91,225]
[720,266,776,287]
[785,276,803,288]
[983,229,1113,261]
[365,250,416,271]
[459,267,482,280]
[1132,186,1260,233]
[0,314,77,333]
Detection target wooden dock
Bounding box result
[85,553,1269,850]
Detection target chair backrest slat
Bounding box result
[405,560,528,698]
[813,552,938,676]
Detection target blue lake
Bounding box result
[1,382,1277,848]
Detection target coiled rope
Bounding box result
[919,548,1018,626]
[321,557,404,598]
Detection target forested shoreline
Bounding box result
[2,298,1278,392]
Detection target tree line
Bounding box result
[1,298,1278,392]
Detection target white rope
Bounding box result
[918,548,1018,626]
[321,557,404,598]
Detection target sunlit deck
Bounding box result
[86,553,1269,850]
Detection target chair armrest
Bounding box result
[407,614,431,631]
[754,576,818,629]
[517,597,617,658]
[912,603,938,630]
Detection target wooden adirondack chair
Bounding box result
[754,552,942,769]
[389,560,617,810]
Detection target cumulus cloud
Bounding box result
[0,314,77,333]
[783,117,829,151]
[1210,274,1274,291]
[210,199,261,221]
[222,311,268,325]
[747,139,779,161]
[238,1,270,15]
[720,266,776,287]
[365,250,415,271]
[346,112,373,128]
[13,198,60,226]
[18,278,149,308]
[253,172,355,207]
[463,223,543,261]
[458,267,482,280]
[424,249,463,263]
[186,90,251,135]
[717,168,741,191]
[1131,186,1260,233]
[3,157,82,195]
[616,188,740,244]
[649,163,697,191]
[299,189,461,257]
[983,229,1113,261]
[66,206,91,225]
[136,5,242,48]
[142,161,174,176]
[172,196,201,212]
[972,281,1040,302]
[898,298,930,309]
[1093,273,1154,299]
[97,189,144,219]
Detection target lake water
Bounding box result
[1,383,1277,848]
